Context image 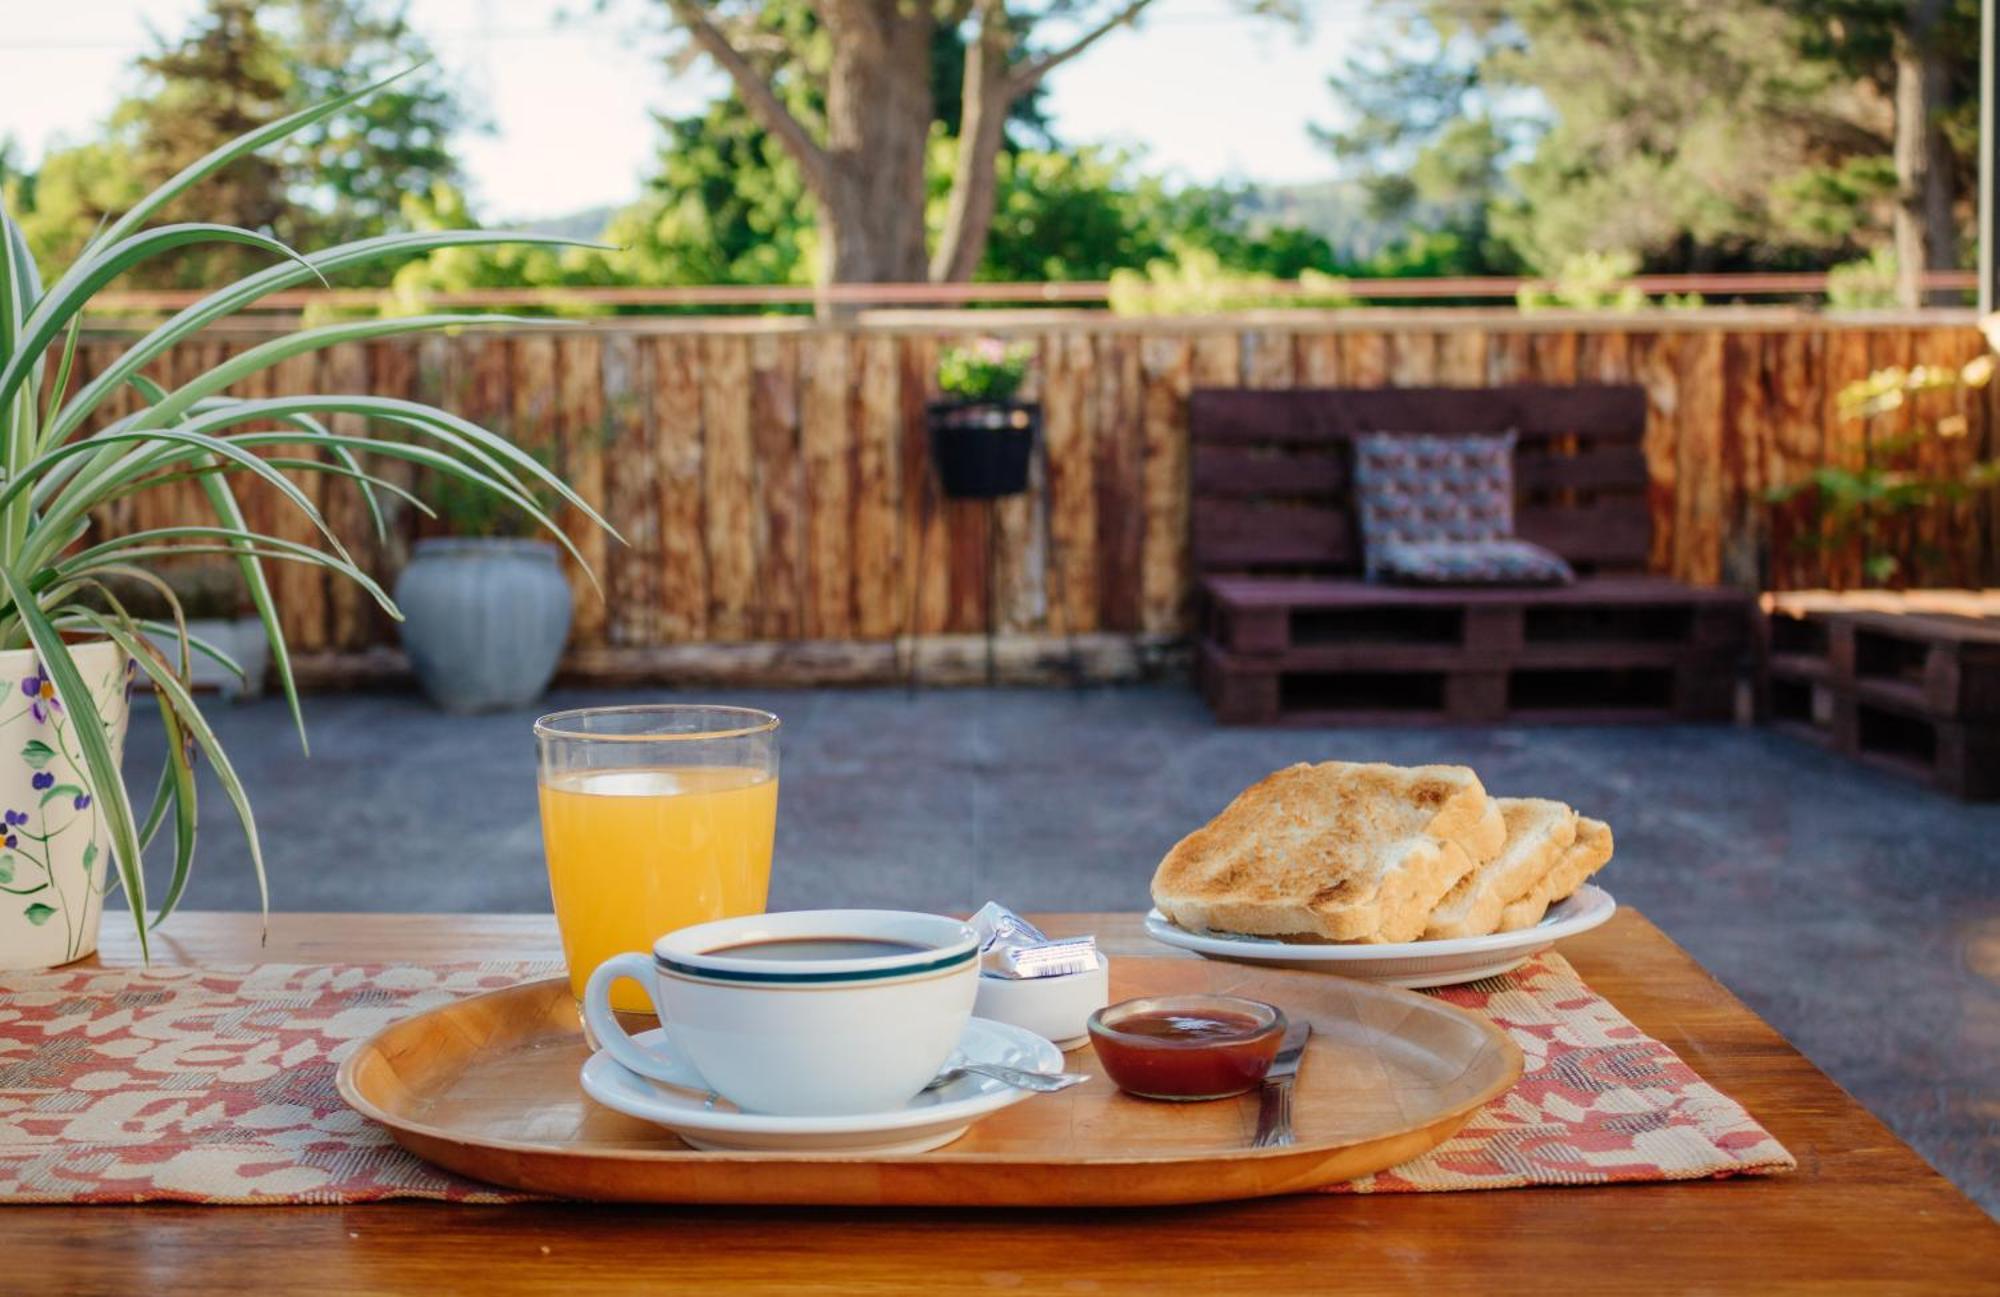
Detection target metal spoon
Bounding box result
[924,1060,1090,1093]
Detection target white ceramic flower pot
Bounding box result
[0,641,133,970]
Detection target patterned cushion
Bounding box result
[1372,538,1577,587]
[1352,431,1517,578]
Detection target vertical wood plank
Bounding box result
[1487,331,1530,385]
[751,333,804,640]
[1140,334,1193,636]
[1765,329,1824,590]
[268,350,327,652]
[1439,330,1486,385]
[1529,332,1579,385]
[1820,326,1876,589]
[1388,332,1437,386]
[1042,332,1097,633]
[1578,330,1632,383]
[1676,331,1726,584]
[897,335,948,636]
[650,335,708,642]
[1342,331,1387,386]
[1244,329,1294,388]
[852,335,902,638]
[319,341,371,650]
[992,335,1047,632]
[1631,333,1682,575]
[1094,332,1144,632]
[1296,332,1340,386]
[701,334,756,641]
[800,333,853,640]
[938,335,990,635]
[1718,331,1769,587]
[601,333,658,646]
[557,334,609,648]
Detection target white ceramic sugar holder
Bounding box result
[971,956,1111,1050]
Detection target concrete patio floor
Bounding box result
[113,683,2000,1217]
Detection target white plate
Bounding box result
[579,1017,1063,1155]
[1143,884,1617,988]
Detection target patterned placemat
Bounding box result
[0,953,1792,1204]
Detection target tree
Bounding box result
[656,0,1205,287]
[1320,0,1977,299]
[12,0,465,284]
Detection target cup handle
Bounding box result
[582,952,707,1090]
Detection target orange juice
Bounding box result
[539,765,778,1011]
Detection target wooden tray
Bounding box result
[337,957,1521,1206]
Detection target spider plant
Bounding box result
[0,70,615,961]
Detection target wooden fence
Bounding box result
[73,310,2000,677]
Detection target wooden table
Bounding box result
[13,909,1998,1294]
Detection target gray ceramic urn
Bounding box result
[394,538,573,712]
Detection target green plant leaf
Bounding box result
[195,468,305,752]
[140,689,198,931]
[0,223,319,422]
[137,314,549,431]
[83,615,266,934]
[23,903,55,927]
[19,740,53,770]
[0,568,149,960]
[46,230,604,448]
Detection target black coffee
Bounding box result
[708,936,932,962]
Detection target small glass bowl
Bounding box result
[1086,994,1287,1101]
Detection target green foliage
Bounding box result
[1107,248,1355,316]
[1769,355,2000,585]
[1323,0,1976,279]
[1824,248,1900,310]
[937,339,1034,402]
[0,73,606,956]
[12,0,465,286]
[1515,250,1703,312]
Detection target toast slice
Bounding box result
[1423,797,1578,940]
[1496,816,1614,932]
[1151,761,1503,944]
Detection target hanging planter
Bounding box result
[926,399,1039,499]
[930,339,1038,499]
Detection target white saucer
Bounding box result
[1143,884,1617,988]
[579,1017,1064,1154]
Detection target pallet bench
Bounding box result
[1191,386,1754,726]
[1760,591,2000,800]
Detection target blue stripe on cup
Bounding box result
[655,945,977,985]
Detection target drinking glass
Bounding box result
[534,705,780,1011]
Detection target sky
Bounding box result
[0,0,1366,222]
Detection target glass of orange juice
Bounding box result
[534,705,779,1011]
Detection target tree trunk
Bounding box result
[818,1,935,293]
[931,3,1015,283]
[1892,0,1959,308]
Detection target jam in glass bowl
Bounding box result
[1086,994,1287,1101]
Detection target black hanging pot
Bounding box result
[926,400,1039,499]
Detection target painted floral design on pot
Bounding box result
[0,642,132,970]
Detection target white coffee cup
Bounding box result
[583,909,980,1117]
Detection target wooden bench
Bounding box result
[1192,386,1753,725]
[1761,590,2000,799]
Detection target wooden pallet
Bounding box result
[1187,386,1753,728]
[1200,639,1739,727]
[1758,592,2000,800]
[1206,576,1749,658]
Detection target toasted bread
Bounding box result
[1496,816,1614,932]
[1150,761,1501,944]
[1424,797,1578,940]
